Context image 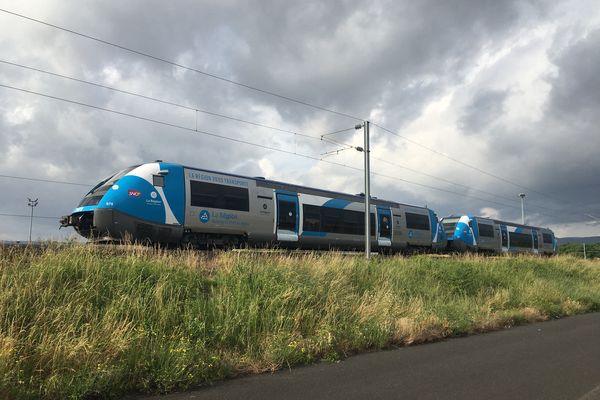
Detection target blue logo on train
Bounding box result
[199,210,210,223]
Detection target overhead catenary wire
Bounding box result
[0,82,325,157]
[0,59,358,149]
[319,121,561,212]
[0,79,595,221]
[372,122,564,203]
[0,8,578,211]
[0,212,60,219]
[0,83,358,160]
[5,81,598,222]
[0,174,92,186]
[0,71,472,203]
[370,156,560,213]
[0,82,535,212]
[0,59,570,213]
[371,156,521,203]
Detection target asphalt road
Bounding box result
[141,313,600,400]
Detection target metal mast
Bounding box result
[27,197,38,243]
[355,122,371,259]
[519,193,526,224]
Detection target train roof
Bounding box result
[175,162,430,211]
[490,219,553,233]
[441,215,553,233]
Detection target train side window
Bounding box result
[405,212,430,230]
[303,205,321,231]
[370,213,376,236]
[278,201,297,231]
[542,233,553,244]
[479,224,494,237]
[321,207,345,233]
[379,214,391,237]
[303,205,375,236]
[153,175,165,187]
[510,232,533,248]
[190,180,249,212]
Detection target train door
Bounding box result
[494,224,502,253]
[500,225,509,252]
[377,207,392,247]
[276,193,298,242]
[532,229,539,254]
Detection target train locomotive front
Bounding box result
[61,162,185,243]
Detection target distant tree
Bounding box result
[559,243,600,259]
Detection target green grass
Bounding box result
[1,245,600,399]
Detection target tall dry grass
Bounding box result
[1,245,599,399]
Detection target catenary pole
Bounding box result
[364,121,371,259]
[27,197,38,243]
[519,193,526,224]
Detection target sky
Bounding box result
[1,0,599,241]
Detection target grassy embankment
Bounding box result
[1,245,600,399]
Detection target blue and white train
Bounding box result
[441,215,557,255]
[61,161,448,252]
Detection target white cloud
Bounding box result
[258,157,275,179]
[101,66,122,85]
[5,105,35,125]
[480,207,501,219]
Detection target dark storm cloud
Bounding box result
[465,26,600,228]
[547,29,600,118]
[459,89,509,134]
[533,28,600,221]
[225,0,531,122]
[33,0,528,127]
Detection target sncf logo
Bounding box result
[128,190,141,197]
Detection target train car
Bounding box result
[61,161,447,252]
[441,215,557,255]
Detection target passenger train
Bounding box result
[60,161,556,255]
[441,215,557,255]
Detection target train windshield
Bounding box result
[78,165,139,207]
[442,218,460,234]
